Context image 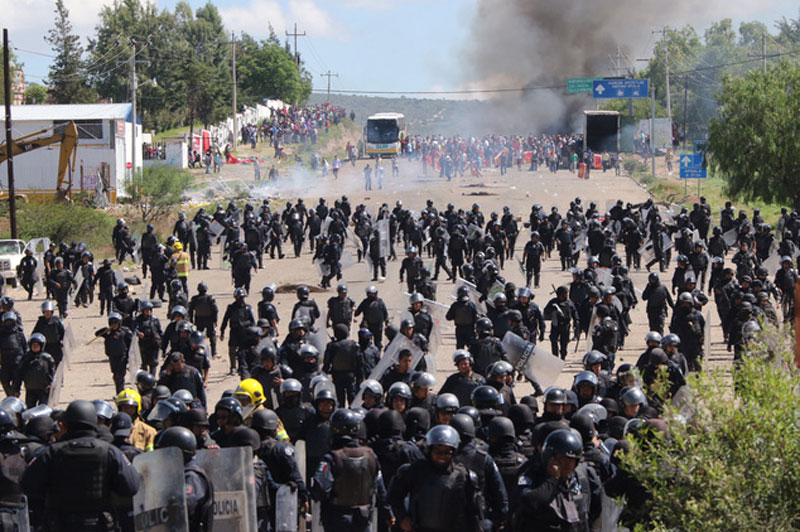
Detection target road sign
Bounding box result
[126,162,132,169]
[567,77,603,94]
[679,153,707,178]
[592,79,649,99]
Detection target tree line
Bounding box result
[43,0,312,133]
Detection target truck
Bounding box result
[583,110,620,155]
[0,240,26,288]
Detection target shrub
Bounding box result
[13,202,116,252]
[620,324,800,531]
[126,164,193,222]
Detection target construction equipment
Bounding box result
[0,121,79,201]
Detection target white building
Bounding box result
[0,103,142,202]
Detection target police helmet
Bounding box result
[108,312,122,324]
[583,350,607,369]
[171,305,187,318]
[544,388,568,405]
[411,372,437,391]
[425,425,460,450]
[361,379,384,399]
[449,413,476,439]
[661,334,681,347]
[296,285,310,300]
[155,426,197,462]
[280,378,303,395]
[471,385,499,409]
[435,393,460,413]
[41,301,55,313]
[64,400,98,430]
[452,349,473,365]
[541,429,583,462]
[619,387,647,407]
[250,409,280,432]
[487,416,515,442]
[388,382,412,401]
[645,331,663,344]
[28,333,46,348]
[93,400,115,422]
[330,409,360,436]
[409,292,424,305]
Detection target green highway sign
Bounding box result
[567,77,603,94]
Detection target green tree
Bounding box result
[708,60,800,208]
[24,83,48,104]
[126,164,193,222]
[237,36,312,106]
[45,0,95,103]
[619,325,800,531]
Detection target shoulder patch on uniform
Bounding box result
[518,474,532,486]
[317,462,328,473]
[284,446,294,457]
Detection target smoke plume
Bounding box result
[462,0,704,133]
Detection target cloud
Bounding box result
[220,0,287,39]
[287,0,344,40]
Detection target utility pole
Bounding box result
[682,77,688,150]
[653,28,672,132]
[3,29,17,238]
[285,23,306,66]
[231,31,238,151]
[610,46,634,116]
[748,33,769,74]
[650,83,656,178]
[320,71,338,103]
[118,38,148,193]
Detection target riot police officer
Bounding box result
[387,425,482,531]
[189,282,219,358]
[21,400,140,531]
[155,426,214,531]
[446,286,480,349]
[311,409,393,532]
[221,288,256,376]
[95,313,133,394]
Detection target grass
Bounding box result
[628,155,784,226]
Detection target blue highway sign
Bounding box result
[679,153,707,179]
[592,79,649,99]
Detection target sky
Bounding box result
[2,0,798,97]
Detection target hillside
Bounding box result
[308,93,495,137]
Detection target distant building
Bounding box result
[0,103,142,203]
[11,69,24,105]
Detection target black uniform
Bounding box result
[133,313,162,375]
[96,326,133,394]
[311,439,391,532]
[32,314,66,367]
[15,350,55,407]
[0,323,26,396]
[323,338,363,407]
[642,281,674,335]
[439,372,486,408]
[221,300,256,374]
[189,293,219,358]
[388,457,482,532]
[544,297,580,360]
[446,299,480,349]
[355,296,389,349]
[327,295,356,331]
[21,429,141,531]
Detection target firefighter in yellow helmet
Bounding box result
[234,378,289,441]
[172,241,191,294]
[115,388,157,452]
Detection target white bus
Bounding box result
[364,113,406,158]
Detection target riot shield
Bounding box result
[722,228,737,247]
[188,222,198,251]
[311,501,322,532]
[346,228,363,254]
[274,484,297,532]
[467,224,483,241]
[133,232,141,264]
[34,259,44,296]
[47,358,65,407]
[377,219,390,258]
[704,310,711,356]
[486,280,505,307]
[423,298,448,362]
[114,268,126,286]
[598,493,623,532]
[295,440,307,482]
[195,447,258,532]
[351,335,424,408]
[132,448,189,532]
[571,230,588,257]
[595,268,613,288]
[129,337,143,383]
[218,235,228,270]
[306,311,329,353]
[209,220,225,239]
[661,233,673,252]
[638,240,655,266]
[501,331,565,389]
[312,259,330,277]
[0,496,30,532]
[340,250,355,271]
[762,253,780,275]
[71,268,84,297]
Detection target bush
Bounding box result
[623,158,648,175]
[126,164,193,222]
[11,202,116,252]
[620,324,800,531]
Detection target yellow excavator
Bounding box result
[0,120,79,201]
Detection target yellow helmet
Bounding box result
[115,388,142,414]
[234,378,265,407]
[173,242,183,251]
